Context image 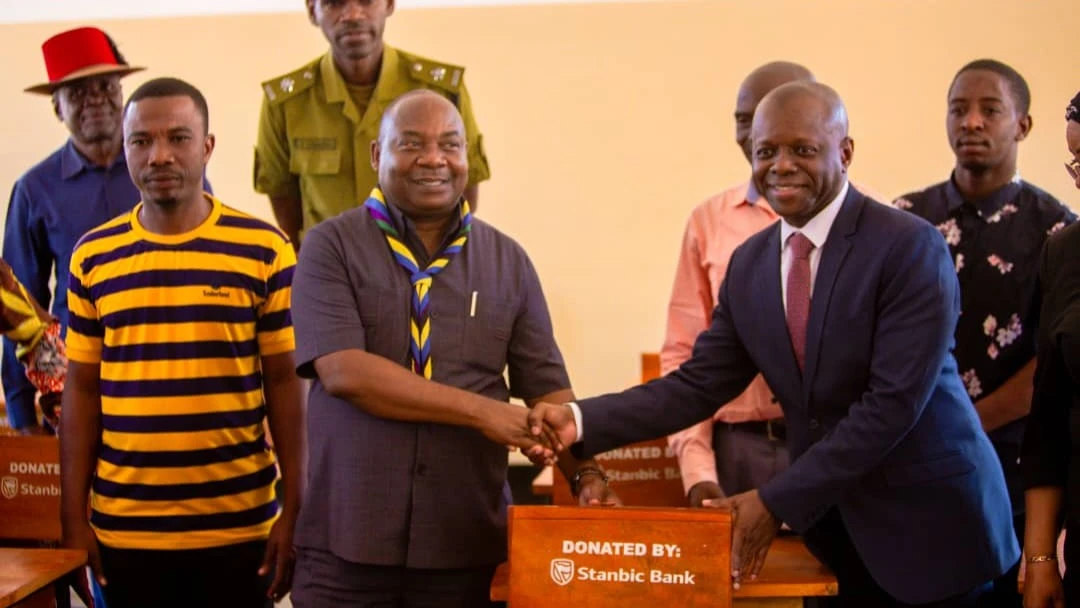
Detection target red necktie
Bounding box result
[786,232,815,371]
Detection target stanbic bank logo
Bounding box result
[1,476,17,499]
[550,558,575,586]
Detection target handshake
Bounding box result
[482,401,579,466]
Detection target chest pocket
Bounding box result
[355,287,407,361]
[462,294,516,374]
[289,146,341,177]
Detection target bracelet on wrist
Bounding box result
[1027,553,1057,564]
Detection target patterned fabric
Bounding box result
[895,177,1076,443]
[364,187,472,379]
[785,233,814,371]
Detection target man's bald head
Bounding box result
[378,89,464,146]
[371,89,469,220]
[755,81,849,138]
[735,61,815,162]
[750,81,854,228]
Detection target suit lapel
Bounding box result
[802,189,863,397]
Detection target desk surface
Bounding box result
[490,535,837,601]
[0,548,86,608]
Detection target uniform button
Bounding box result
[808,419,820,430]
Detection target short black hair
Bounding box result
[125,77,210,134]
[950,59,1031,116]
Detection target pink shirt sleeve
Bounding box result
[661,206,721,494]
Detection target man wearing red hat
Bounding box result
[2,27,208,436]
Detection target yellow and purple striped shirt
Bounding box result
[66,195,295,550]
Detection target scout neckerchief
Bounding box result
[364,187,472,379]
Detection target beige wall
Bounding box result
[0,0,1075,397]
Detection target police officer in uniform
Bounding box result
[254,0,491,249]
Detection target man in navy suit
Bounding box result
[528,82,1018,606]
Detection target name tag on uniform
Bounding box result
[293,137,337,151]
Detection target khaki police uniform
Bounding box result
[254,45,490,239]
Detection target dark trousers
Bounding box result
[712,423,790,496]
[982,440,1023,608]
[292,546,500,608]
[98,540,271,608]
[803,509,990,607]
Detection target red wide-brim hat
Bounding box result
[24,26,145,95]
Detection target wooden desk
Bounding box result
[491,535,836,607]
[0,549,85,608]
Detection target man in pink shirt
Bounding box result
[662,62,814,507]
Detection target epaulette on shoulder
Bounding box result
[398,50,465,95]
[261,60,319,105]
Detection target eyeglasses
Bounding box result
[1067,158,1080,181]
[58,76,121,104]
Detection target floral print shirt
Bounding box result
[895,176,1076,443]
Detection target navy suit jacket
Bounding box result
[575,188,1018,603]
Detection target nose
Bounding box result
[416,142,447,167]
[148,140,174,166]
[770,149,797,174]
[340,0,366,21]
[960,108,983,132]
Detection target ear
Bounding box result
[386,0,396,17]
[52,94,63,122]
[840,136,854,171]
[370,138,381,172]
[1016,113,1033,142]
[306,0,318,25]
[203,133,217,165]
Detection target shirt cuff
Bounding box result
[567,401,584,443]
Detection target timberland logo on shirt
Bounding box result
[1,477,17,499]
[204,284,231,298]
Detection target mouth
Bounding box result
[956,139,989,152]
[768,184,809,196]
[410,177,450,188]
[338,29,373,43]
[144,174,182,187]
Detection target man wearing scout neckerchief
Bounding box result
[288,89,615,606]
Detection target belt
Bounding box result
[728,419,786,441]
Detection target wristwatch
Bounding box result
[570,466,609,497]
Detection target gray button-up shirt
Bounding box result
[291,201,570,568]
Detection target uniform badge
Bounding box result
[430,67,446,82]
[280,77,295,93]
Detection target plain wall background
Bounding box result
[0,0,1076,397]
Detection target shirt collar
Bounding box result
[745,179,762,204]
[383,193,465,252]
[779,180,849,251]
[944,171,1023,220]
[59,139,126,180]
[322,46,399,123]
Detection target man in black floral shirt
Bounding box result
[896,58,1075,607]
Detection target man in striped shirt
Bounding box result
[60,77,304,608]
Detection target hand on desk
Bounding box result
[703,489,780,588]
[577,473,622,507]
[688,481,726,508]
